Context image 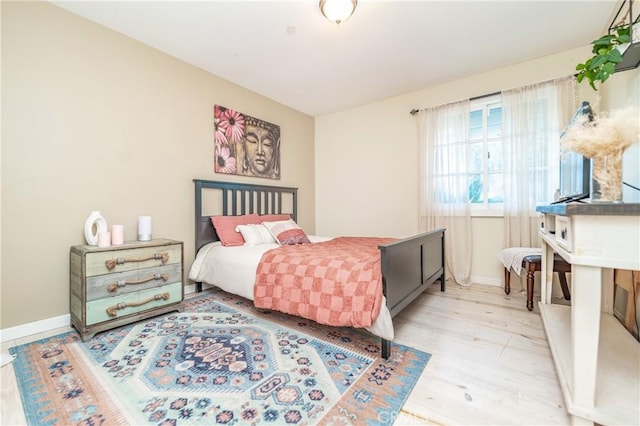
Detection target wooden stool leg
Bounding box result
[504,268,511,294]
[526,266,535,311]
[558,272,571,301]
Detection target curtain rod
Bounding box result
[409,91,501,115]
[409,74,577,116]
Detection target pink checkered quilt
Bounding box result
[253,237,396,328]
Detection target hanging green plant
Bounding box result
[576,25,631,90]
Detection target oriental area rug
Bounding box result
[10,289,430,425]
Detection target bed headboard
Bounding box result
[194,179,298,253]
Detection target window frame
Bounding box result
[468,94,504,216]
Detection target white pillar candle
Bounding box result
[138,216,152,241]
[111,225,124,245]
[97,231,111,248]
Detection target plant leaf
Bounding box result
[607,49,623,62]
[617,34,631,44]
[603,62,616,74]
[593,35,614,46]
[575,24,633,92]
[590,55,608,69]
[617,26,631,37]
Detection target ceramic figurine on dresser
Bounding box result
[84,211,107,246]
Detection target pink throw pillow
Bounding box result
[211,214,260,246]
[263,219,310,246]
[259,214,291,222]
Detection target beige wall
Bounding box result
[315,46,639,286]
[600,67,640,203]
[1,1,315,329]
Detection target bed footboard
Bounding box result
[378,228,445,358]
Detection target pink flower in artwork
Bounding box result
[215,144,237,174]
[214,105,226,120]
[215,119,229,147]
[215,105,234,146]
[214,106,245,144]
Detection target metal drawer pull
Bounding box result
[107,274,169,292]
[106,293,170,317]
[105,252,169,270]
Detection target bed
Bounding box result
[190,179,445,359]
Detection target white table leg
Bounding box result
[540,240,555,305]
[571,264,601,422]
[570,413,594,426]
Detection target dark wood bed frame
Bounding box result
[193,179,446,358]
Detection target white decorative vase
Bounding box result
[84,211,107,246]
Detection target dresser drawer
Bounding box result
[85,281,182,325]
[539,213,555,235]
[85,263,182,301]
[85,243,182,276]
[555,215,572,252]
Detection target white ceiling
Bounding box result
[51,1,620,116]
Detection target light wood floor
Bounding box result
[1,283,570,425]
[394,283,569,425]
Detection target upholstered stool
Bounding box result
[504,254,571,311]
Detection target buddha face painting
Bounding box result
[214,105,280,180]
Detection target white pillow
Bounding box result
[235,224,277,246]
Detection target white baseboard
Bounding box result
[470,275,503,287]
[1,285,201,344]
[0,314,71,343]
[184,283,198,295]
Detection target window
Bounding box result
[420,76,575,249]
[468,95,503,209]
[430,95,504,212]
[423,78,572,221]
[430,93,559,214]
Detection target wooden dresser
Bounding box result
[70,238,184,341]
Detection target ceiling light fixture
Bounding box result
[319,0,357,25]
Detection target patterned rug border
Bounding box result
[10,289,431,425]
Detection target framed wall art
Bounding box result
[213,105,281,180]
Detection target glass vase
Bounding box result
[590,151,623,203]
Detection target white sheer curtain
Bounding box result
[418,100,472,286]
[501,76,577,248]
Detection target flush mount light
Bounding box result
[319,0,357,25]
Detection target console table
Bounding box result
[536,203,640,426]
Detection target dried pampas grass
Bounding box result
[561,106,639,157]
[562,106,639,201]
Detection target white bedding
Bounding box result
[188,236,394,341]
